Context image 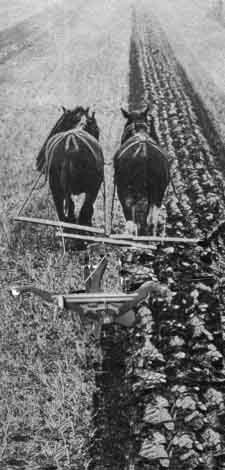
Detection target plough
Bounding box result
[10,254,172,328]
[10,175,202,327]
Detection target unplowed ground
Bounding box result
[0,1,131,468]
[1,1,225,469]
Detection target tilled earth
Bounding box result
[89,7,225,470]
[1,1,225,470]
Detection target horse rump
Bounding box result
[114,141,169,235]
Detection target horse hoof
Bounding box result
[125,221,138,236]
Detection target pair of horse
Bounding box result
[36,105,170,236]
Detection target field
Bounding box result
[1,0,225,469]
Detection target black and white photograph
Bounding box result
[1,0,225,469]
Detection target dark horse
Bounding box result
[36,106,104,227]
[114,106,170,235]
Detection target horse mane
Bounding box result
[36,113,66,172]
[121,109,159,145]
[71,106,86,114]
[36,106,98,171]
[36,106,88,172]
[47,113,67,137]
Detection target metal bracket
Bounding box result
[83,254,108,293]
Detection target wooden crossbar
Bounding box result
[56,232,155,250]
[56,231,200,248]
[14,216,105,235]
[14,216,201,245]
[111,234,200,243]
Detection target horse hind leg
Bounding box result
[152,205,160,236]
[63,195,75,221]
[78,193,95,226]
[125,205,138,236]
[125,219,138,236]
[147,204,160,236]
[62,196,77,242]
[120,195,138,236]
[135,198,149,235]
[73,193,86,222]
[147,204,153,231]
[50,177,65,222]
[67,196,76,224]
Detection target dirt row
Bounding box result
[89,7,225,470]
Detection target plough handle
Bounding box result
[10,285,55,303]
[116,281,171,321]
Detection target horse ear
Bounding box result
[61,106,67,113]
[86,107,90,115]
[121,107,130,119]
[92,111,96,118]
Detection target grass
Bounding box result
[0,1,131,467]
[0,239,101,469]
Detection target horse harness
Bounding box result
[121,120,150,143]
[43,129,103,182]
[117,132,160,161]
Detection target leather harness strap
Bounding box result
[43,129,102,181]
[75,130,101,161]
[116,133,160,161]
[65,133,79,152]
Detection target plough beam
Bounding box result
[9,281,171,328]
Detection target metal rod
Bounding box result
[110,174,116,236]
[18,173,43,216]
[54,200,66,256]
[14,216,105,234]
[10,285,137,303]
[84,256,107,292]
[62,293,137,302]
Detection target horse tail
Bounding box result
[60,134,79,216]
[60,157,73,193]
[133,141,148,185]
